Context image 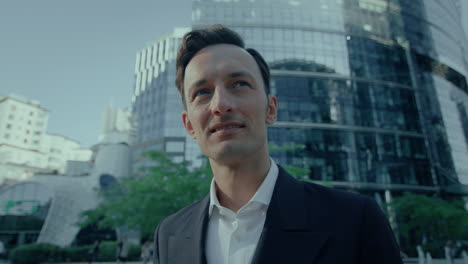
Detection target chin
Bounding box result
[209,143,260,164]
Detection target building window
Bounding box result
[28,120,31,125]
[6,124,12,129]
[166,141,184,152]
[30,112,34,116]
[26,130,30,134]
[24,139,28,144]
[4,134,10,139]
[8,114,14,120]
[457,102,468,148]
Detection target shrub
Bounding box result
[62,245,92,262]
[98,241,117,261]
[9,243,62,264]
[97,241,141,261]
[128,244,142,260]
[9,241,141,263]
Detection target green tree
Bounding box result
[269,143,310,180]
[391,192,468,256]
[269,143,332,187]
[80,151,212,237]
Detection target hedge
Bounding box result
[9,243,62,264]
[62,245,92,262]
[9,241,142,264]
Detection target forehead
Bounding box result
[184,44,262,88]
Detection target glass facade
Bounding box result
[131,28,205,173]
[0,182,52,216]
[192,0,468,192]
[0,182,52,249]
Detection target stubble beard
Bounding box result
[207,136,266,167]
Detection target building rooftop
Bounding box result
[0,94,48,112]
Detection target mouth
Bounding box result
[209,122,246,134]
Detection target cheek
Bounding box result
[191,110,210,134]
[250,99,269,118]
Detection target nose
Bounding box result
[210,85,234,115]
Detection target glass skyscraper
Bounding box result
[131,28,205,172]
[191,0,468,196]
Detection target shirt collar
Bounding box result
[208,157,279,216]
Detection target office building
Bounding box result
[131,27,204,173]
[130,1,468,198]
[190,0,468,197]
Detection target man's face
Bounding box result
[182,44,277,164]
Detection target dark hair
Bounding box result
[175,24,270,107]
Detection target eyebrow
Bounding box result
[187,71,256,94]
[191,79,207,90]
[228,71,255,80]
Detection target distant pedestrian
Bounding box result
[445,240,454,264]
[140,240,153,264]
[116,235,129,263]
[0,240,5,259]
[87,239,101,264]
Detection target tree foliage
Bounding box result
[391,192,468,255]
[270,143,332,187]
[80,151,212,237]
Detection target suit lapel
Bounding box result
[251,166,329,264]
[168,195,210,264]
[167,166,330,264]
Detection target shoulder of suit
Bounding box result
[158,195,208,230]
[278,165,368,202]
[296,180,382,224]
[299,178,372,209]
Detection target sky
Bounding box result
[0,0,191,148]
[0,0,467,149]
[463,1,468,40]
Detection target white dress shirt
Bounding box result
[205,158,279,264]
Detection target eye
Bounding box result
[233,80,250,88]
[194,89,211,98]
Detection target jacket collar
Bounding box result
[250,166,329,264]
[168,195,210,264]
[168,165,329,264]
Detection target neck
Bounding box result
[210,152,271,213]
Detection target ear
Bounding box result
[182,111,197,139]
[265,95,278,125]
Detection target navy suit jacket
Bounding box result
[153,166,403,263]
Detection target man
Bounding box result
[153,25,403,264]
[116,235,129,263]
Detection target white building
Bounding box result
[0,140,132,247]
[41,133,92,174]
[0,106,133,248]
[0,95,50,181]
[0,94,92,182]
[0,95,48,150]
[99,107,132,144]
